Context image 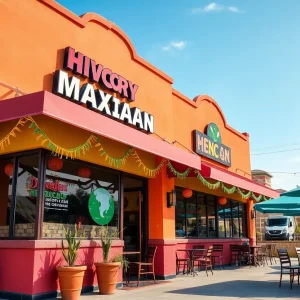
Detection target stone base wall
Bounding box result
[42,222,117,238]
[0,224,35,237]
[258,241,300,258]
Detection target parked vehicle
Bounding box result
[265,216,295,241]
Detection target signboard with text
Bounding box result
[28,177,69,211]
[52,47,154,134]
[193,123,231,167]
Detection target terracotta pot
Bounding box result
[95,262,121,295]
[56,265,87,300]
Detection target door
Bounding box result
[123,176,147,262]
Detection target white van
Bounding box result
[265,216,295,241]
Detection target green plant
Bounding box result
[99,226,129,270]
[61,223,82,267]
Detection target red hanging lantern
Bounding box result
[4,163,14,177]
[218,197,227,206]
[182,188,193,198]
[48,157,63,171]
[77,167,91,178]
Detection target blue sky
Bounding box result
[57,0,300,191]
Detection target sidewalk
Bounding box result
[79,263,300,300]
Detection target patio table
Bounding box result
[177,249,206,276]
[122,251,141,285]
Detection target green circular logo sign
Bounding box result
[88,188,115,225]
[207,123,222,144]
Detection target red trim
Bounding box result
[0,91,201,170]
[201,161,279,198]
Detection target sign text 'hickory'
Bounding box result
[52,47,154,133]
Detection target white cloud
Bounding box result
[191,2,244,14]
[162,41,187,51]
[228,6,243,13]
[204,2,223,12]
[170,41,187,49]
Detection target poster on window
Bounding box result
[27,177,69,211]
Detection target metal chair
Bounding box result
[176,251,189,275]
[130,246,157,286]
[266,244,276,265]
[192,245,205,271]
[211,244,224,270]
[277,248,300,289]
[295,247,300,265]
[257,244,268,266]
[238,245,254,267]
[197,246,214,276]
[230,244,241,266]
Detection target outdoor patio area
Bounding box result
[79,260,300,300]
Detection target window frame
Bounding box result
[0,149,42,240]
[175,186,248,239]
[0,149,148,241]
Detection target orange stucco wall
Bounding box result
[0,0,255,246]
[0,0,251,178]
[0,1,261,294]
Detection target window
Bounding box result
[175,196,186,237]
[232,201,240,238]
[0,158,14,237]
[175,187,247,239]
[240,203,247,237]
[218,203,226,238]
[207,195,217,238]
[42,156,120,238]
[15,155,39,238]
[197,195,207,238]
[186,195,197,237]
[224,201,233,238]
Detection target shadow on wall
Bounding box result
[33,242,98,294]
[167,280,300,298]
[80,243,97,287]
[33,250,62,294]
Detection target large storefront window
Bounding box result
[175,187,247,239]
[0,158,14,237]
[42,156,120,238]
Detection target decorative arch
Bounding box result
[193,94,249,140]
[38,0,173,84]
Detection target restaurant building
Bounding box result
[0,0,279,299]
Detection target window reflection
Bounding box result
[232,201,240,238]
[43,156,119,238]
[175,196,185,237]
[224,201,233,238]
[218,203,226,238]
[186,196,197,237]
[15,155,39,237]
[0,158,14,237]
[207,195,216,238]
[197,195,207,238]
[240,203,247,237]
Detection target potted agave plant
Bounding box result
[95,226,129,295]
[56,223,87,300]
